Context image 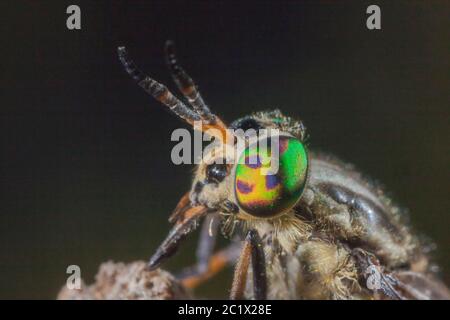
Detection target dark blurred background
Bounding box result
[0,0,449,299]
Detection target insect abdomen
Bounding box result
[305,154,419,268]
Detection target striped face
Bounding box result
[234,136,308,218]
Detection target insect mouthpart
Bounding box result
[147,205,209,270]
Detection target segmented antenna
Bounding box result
[118,45,232,144]
[164,41,215,123]
[117,46,201,124]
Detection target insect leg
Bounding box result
[194,214,220,272]
[249,230,268,300]
[181,242,242,289]
[164,41,215,123]
[352,249,450,299]
[230,230,267,300]
[230,235,251,300]
[177,214,221,286]
[351,248,405,300]
[176,213,243,289]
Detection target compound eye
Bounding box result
[234,136,308,218]
[206,163,228,184]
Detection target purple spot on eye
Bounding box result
[237,180,253,194]
[265,174,279,190]
[245,155,261,169]
[279,138,289,155]
[247,200,266,208]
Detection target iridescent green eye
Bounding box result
[234,136,308,218]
